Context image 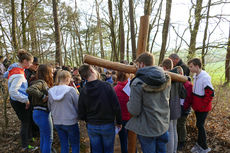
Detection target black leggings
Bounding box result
[195,111,208,149]
[10,99,32,148]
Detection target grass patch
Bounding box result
[205,61,225,85]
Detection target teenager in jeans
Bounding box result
[185,58,214,153]
[48,70,80,153]
[5,49,37,151]
[125,52,171,153]
[26,64,53,153]
[114,71,130,153]
[78,64,122,153]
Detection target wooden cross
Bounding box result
[83,15,187,153]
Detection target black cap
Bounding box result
[33,57,39,64]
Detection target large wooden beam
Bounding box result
[84,54,137,74]
[136,15,150,57]
[84,54,188,83]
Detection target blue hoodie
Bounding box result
[6,63,29,103]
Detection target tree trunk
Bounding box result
[95,0,105,59]
[201,0,211,70]
[21,0,27,49]
[129,0,136,61]
[108,0,118,61]
[188,0,203,60]
[52,0,62,66]
[119,0,125,61]
[11,0,18,52]
[225,24,230,82]
[126,21,130,63]
[28,0,38,56]
[158,0,172,65]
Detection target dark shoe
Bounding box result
[177,142,185,151]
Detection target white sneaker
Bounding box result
[191,143,202,153]
[199,147,211,153]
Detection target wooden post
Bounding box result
[136,15,150,57]
[131,15,149,153]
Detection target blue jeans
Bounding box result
[54,123,80,153]
[33,110,53,153]
[119,121,128,153]
[87,123,115,153]
[138,131,168,153]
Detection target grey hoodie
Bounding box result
[48,85,79,125]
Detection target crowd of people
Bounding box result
[0,49,214,153]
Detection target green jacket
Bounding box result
[26,79,49,109]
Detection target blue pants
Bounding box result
[87,123,115,153]
[33,110,53,153]
[138,131,169,153]
[118,121,128,153]
[54,123,80,153]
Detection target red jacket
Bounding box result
[114,80,130,121]
[189,70,214,112]
[183,81,193,110]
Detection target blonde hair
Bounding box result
[55,70,72,85]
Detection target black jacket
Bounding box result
[78,80,122,125]
[176,59,190,76]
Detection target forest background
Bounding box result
[0,0,230,152]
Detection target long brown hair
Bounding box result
[36,64,53,87]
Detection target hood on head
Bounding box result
[49,85,72,101]
[135,66,167,86]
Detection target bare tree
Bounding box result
[158,0,172,65]
[129,0,136,61]
[225,23,230,83]
[188,0,203,60]
[28,0,39,56]
[52,0,62,65]
[119,0,125,61]
[108,0,118,61]
[95,0,105,59]
[21,0,27,48]
[11,0,18,53]
[201,0,211,69]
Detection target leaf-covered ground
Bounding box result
[0,85,230,153]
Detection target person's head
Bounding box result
[106,70,112,78]
[162,58,173,71]
[188,58,202,74]
[174,66,184,75]
[112,75,117,84]
[56,70,72,85]
[0,56,3,63]
[135,52,155,69]
[17,49,33,69]
[116,71,130,82]
[169,53,180,67]
[79,64,98,81]
[36,64,53,87]
[73,74,82,84]
[29,57,39,71]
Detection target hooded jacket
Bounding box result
[26,80,49,110]
[6,63,28,103]
[125,66,171,137]
[78,80,122,125]
[48,85,79,125]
